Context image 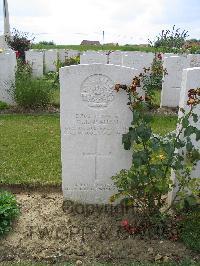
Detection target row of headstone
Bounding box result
[0,50,16,104]
[80,51,108,64]
[161,54,200,108]
[80,51,200,108]
[80,51,155,73]
[25,49,81,78]
[59,63,200,205]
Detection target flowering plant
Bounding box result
[111,69,200,217]
[6,28,34,61]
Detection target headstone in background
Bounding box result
[122,51,136,68]
[123,52,154,73]
[161,55,189,108]
[60,64,138,204]
[58,49,69,64]
[25,50,44,78]
[80,51,107,64]
[67,50,80,59]
[44,49,58,73]
[108,51,123,65]
[0,51,16,104]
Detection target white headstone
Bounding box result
[67,50,80,59]
[108,51,123,65]
[122,52,135,68]
[161,55,189,108]
[44,50,58,73]
[169,67,200,203]
[60,64,138,204]
[80,51,107,64]
[163,53,175,58]
[123,52,154,72]
[25,50,44,78]
[58,49,68,63]
[0,51,16,104]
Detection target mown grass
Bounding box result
[0,114,61,185]
[0,114,177,186]
[151,115,177,135]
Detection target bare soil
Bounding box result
[0,191,199,265]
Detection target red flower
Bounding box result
[15,50,21,58]
[157,53,162,60]
[121,220,129,227]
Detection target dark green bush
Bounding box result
[14,60,53,108]
[0,191,20,236]
[180,208,200,252]
[0,101,9,110]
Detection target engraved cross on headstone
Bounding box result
[83,138,112,180]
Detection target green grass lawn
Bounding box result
[0,114,177,186]
[0,114,61,186]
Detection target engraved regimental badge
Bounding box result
[81,74,114,108]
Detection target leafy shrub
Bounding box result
[43,56,80,94]
[0,191,20,236]
[14,60,53,108]
[138,53,167,108]
[111,69,200,218]
[0,101,9,110]
[56,56,80,70]
[64,56,80,66]
[180,208,200,252]
[6,28,34,61]
[150,25,189,50]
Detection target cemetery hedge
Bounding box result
[0,114,177,186]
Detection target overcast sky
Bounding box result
[0,0,200,45]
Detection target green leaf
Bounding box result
[186,141,193,152]
[122,133,131,150]
[192,113,198,123]
[196,130,200,141]
[182,117,189,128]
[184,126,196,137]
